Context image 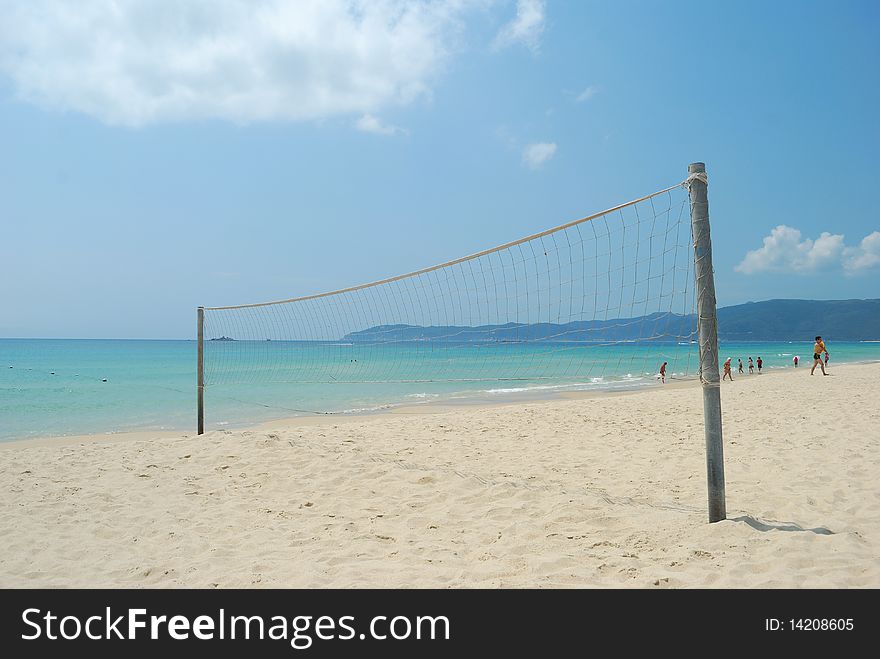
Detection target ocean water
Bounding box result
[1,338,878,442]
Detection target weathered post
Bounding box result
[688,162,726,522]
[197,306,205,435]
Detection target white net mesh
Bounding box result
[203,181,697,414]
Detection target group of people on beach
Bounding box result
[660,336,832,383]
[724,356,762,380]
[718,336,830,381]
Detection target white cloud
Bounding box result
[355,113,405,136]
[493,0,545,52]
[736,225,879,276]
[575,85,597,103]
[522,141,556,169]
[843,231,880,273]
[0,0,478,126]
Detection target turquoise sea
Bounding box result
[1,338,878,442]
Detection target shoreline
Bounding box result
[2,361,877,587]
[3,359,873,450]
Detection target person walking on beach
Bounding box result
[659,361,667,384]
[738,358,744,374]
[723,357,733,381]
[748,357,754,374]
[793,355,799,368]
[811,336,829,375]
[757,357,763,373]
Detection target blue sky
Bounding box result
[1,0,878,339]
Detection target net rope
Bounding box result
[203,180,699,409]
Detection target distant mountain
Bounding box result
[343,313,696,343]
[716,299,880,341]
[342,299,880,343]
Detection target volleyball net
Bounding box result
[198,163,725,521]
[201,182,701,400]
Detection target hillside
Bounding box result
[342,299,880,343]
[716,299,880,341]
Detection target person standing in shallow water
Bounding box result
[811,336,829,376]
[738,358,744,374]
[757,357,763,373]
[748,357,754,374]
[659,361,667,383]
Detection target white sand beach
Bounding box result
[1,362,878,588]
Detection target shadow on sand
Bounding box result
[731,515,834,535]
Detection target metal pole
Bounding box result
[197,306,205,435]
[688,162,726,523]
